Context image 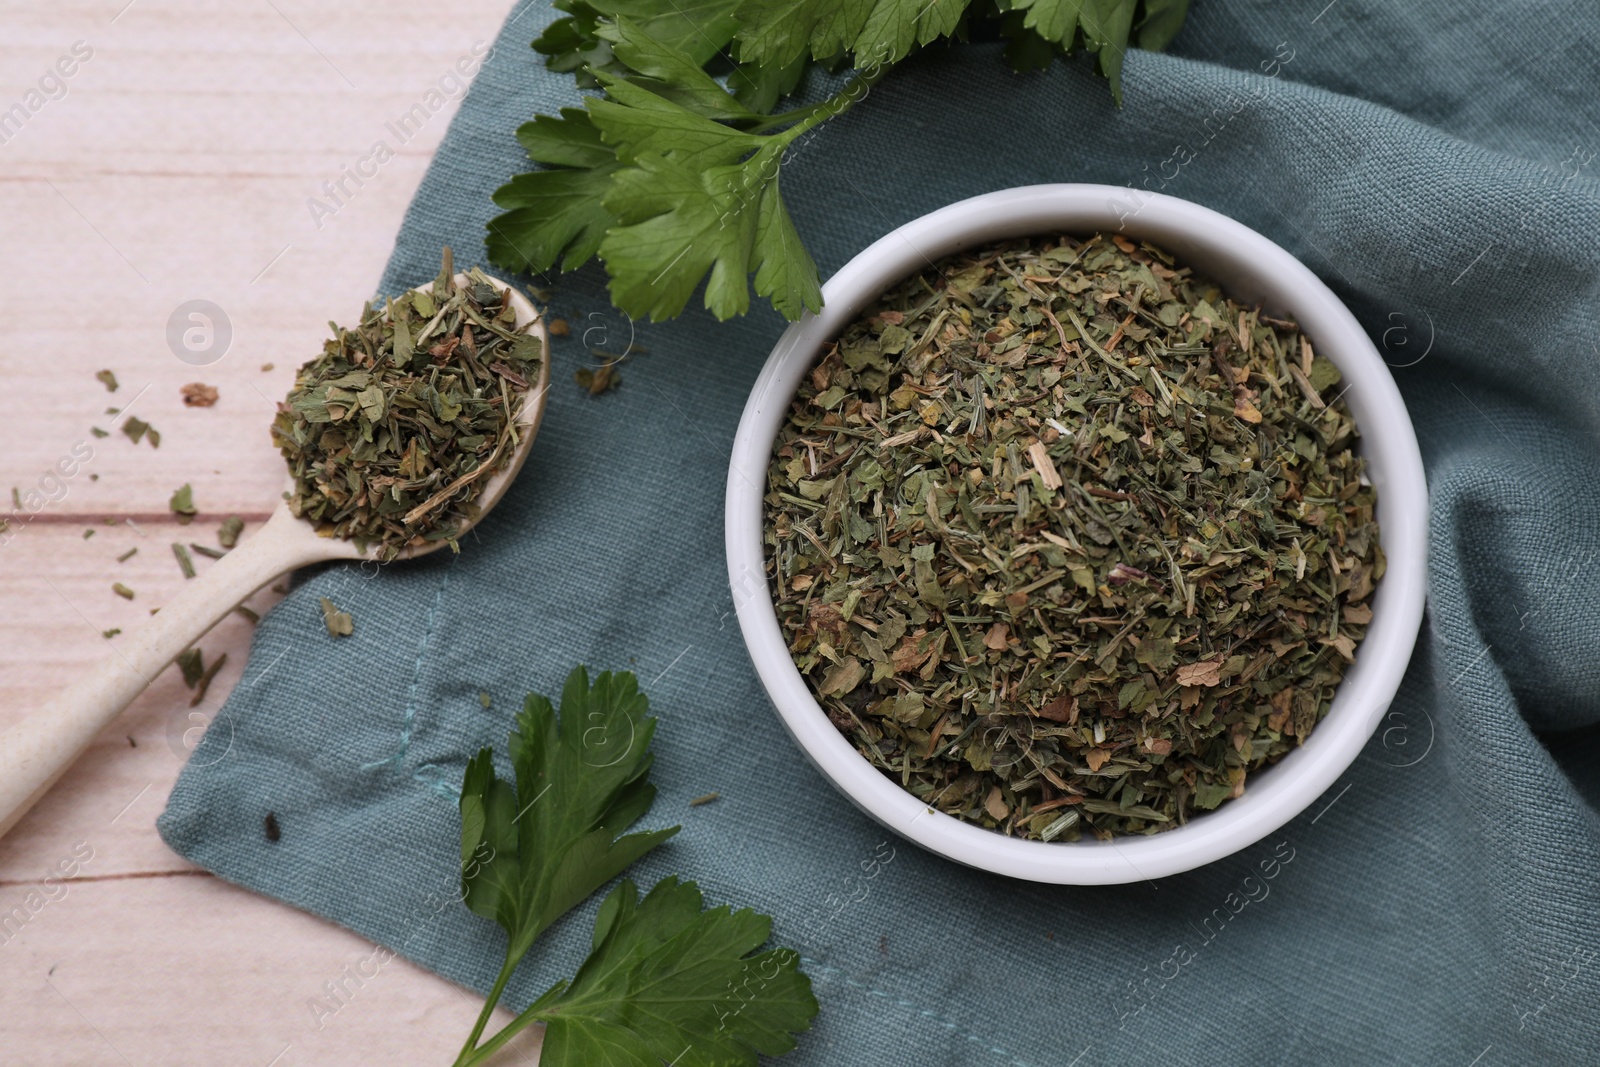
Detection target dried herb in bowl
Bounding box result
[273,250,544,561]
[764,233,1383,842]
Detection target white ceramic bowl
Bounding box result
[725,184,1427,884]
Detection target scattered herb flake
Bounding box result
[180,382,219,407]
[176,648,204,688]
[264,812,281,842]
[319,597,353,637]
[102,628,121,639]
[91,426,109,438]
[189,542,226,560]
[168,483,196,524]
[116,547,137,563]
[171,542,196,579]
[122,416,157,446]
[189,651,227,706]
[112,582,135,600]
[217,515,244,548]
[96,369,119,392]
[690,791,720,807]
[574,361,620,395]
[234,604,260,624]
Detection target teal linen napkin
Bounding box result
[160,2,1600,1062]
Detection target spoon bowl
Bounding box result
[0,272,548,839]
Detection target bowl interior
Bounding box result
[726,185,1428,884]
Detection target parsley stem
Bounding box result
[458,999,548,1067]
[748,100,834,133]
[749,69,886,138]
[454,953,520,1067]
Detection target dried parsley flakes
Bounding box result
[169,483,196,523]
[320,597,353,637]
[764,233,1382,842]
[272,249,543,561]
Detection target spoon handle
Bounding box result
[0,506,335,839]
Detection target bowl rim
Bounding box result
[725,183,1428,884]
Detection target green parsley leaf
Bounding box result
[1076,0,1139,100]
[853,0,969,67]
[524,877,818,1067]
[534,2,616,88]
[998,9,1062,72]
[589,74,763,167]
[603,0,745,64]
[536,0,747,90]
[600,139,823,321]
[596,16,760,121]
[487,110,623,274]
[1002,0,1143,100]
[588,71,827,321]
[517,107,617,169]
[458,667,678,969]
[732,0,877,70]
[734,0,971,70]
[752,175,823,319]
[728,51,813,114]
[1135,0,1190,51]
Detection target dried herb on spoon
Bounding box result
[272,249,544,561]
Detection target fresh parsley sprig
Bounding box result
[464,877,817,1066]
[490,20,874,321]
[488,0,1191,323]
[452,667,816,1067]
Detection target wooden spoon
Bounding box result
[0,273,550,839]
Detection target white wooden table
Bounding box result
[0,3,542,1062]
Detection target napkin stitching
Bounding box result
[801,958,1036,1067]
[361,563,453,774]
[412,761,464,801]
